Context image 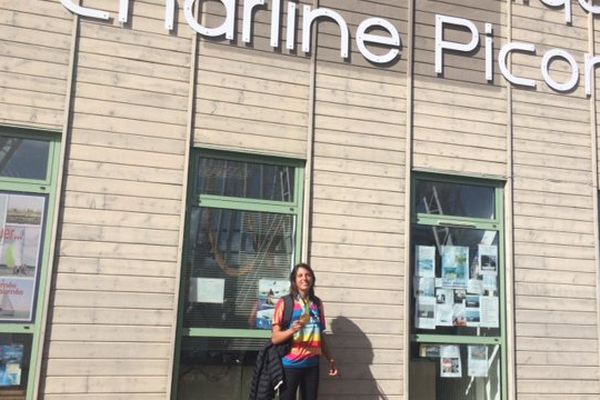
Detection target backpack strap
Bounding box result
[282,294,294,329]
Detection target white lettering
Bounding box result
[60,0,109,20]
[485,23,493,81]
[541,49,579,91]
[119,0,129,23]
[303,6,349,59]
[184,0,235,40]
[498,42,537,88]
[585,54,600,96]
[356,18,401,64]
[540,0,572,24]
[270,0,282,48]
[435,15,479,75]
[243,0,265,43]
[286,1,297,50]
[578,0,600,14]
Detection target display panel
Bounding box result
[0,333,32,399]
[410,342,501,400]
[412,226,500,336]
[183,208,294,330]
[0,193,46,322]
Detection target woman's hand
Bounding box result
[328,359,339,377]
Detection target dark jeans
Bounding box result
[280,365,320,400]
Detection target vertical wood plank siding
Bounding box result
[311,0,407,398]
[511,2,600,399]
[0,0,600,399]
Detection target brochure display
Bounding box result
[413,244,500,331]
[0,194,45,322]
[0,344,24,386]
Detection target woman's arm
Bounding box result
[320,335,339,377]
[272,320,303,344]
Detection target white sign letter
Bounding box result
[165,0,175,30]
[585,54,600,96]
[60,0,109,20]
[540,0,572,24]
[270,0,282,47]
[286,1,297,50]
[435,15,479,75]
[303,6,349,59]
[184,0,235,40]
[243,0,265,43]
[541,49,579,91]
[119,0,129,23]
[485,23,493,81]
[498,42,537,87]
[356,18,401,64]
[578,0,600,14]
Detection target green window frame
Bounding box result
[172,149,304,399]
[0,126,61,400]
[409,173,507,400]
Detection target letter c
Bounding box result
[498,42,537,88]
[578,0,600,14]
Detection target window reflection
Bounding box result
[197,158,295,202]
[184,208,294,330]
[415,181,495,219]
[0,137,50,180]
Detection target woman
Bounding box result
[271,263,339,400]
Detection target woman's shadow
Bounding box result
[323,317,389,399]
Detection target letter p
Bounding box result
[435,15,479,75]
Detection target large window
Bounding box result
[0,128,60,400]
[409,174,506,400]
[174,151,304,400]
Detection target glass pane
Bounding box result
[0,192,47,323]
[415,180,495,219]
[0,137,50,180]
[184,207,294,329]
[410,342,501,400]
[177,337,264,400]
[197,157,295,202]
[0,333,32,399]
[412,225,500,336]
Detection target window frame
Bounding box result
[409,172,507,400]
[0,126,61,400]
[172,149,305,398]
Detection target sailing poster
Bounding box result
[0,194,45,322]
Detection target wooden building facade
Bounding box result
[0,0,599,399]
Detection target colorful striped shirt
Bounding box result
[272,296,326,368]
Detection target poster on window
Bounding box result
[0,194,45,322]
[478,245,498,275]
[440,345,462,378]
[256,279,289,330]
[0,344,24,386]
[415,245,436,278]
[468,345,489,377]
[441,246,468,289]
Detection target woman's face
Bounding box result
[295,267,313,293]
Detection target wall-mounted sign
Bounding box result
[59,0,600,94]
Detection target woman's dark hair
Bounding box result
[289,263,317,301]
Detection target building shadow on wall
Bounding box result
[327,317,389,400]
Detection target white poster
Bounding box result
[440,345,462,378]
[465,295,481,327]
[480,296,499,328]
[452,303,466,327]
[478,244,498,275]
[414,277,435,298]
[415,296,436,330]
[435,304,453,326]
[416,245,436,278]
[441,246,469,288]
[191,277,225,304]
[467,279,483,294]
[482,274,497,293]
[468,345,489,377]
